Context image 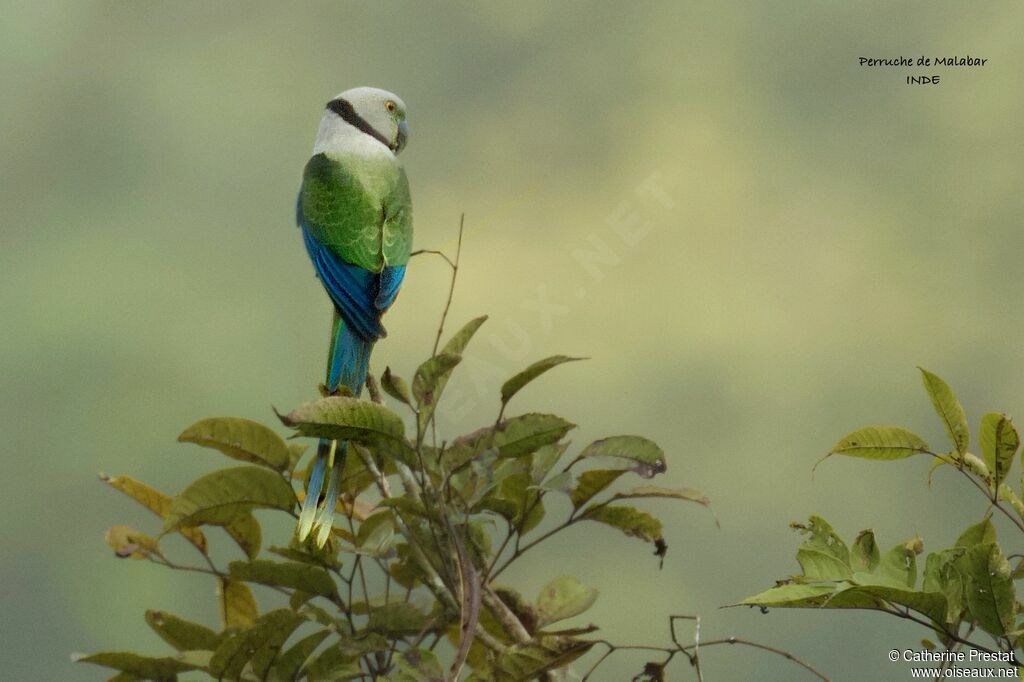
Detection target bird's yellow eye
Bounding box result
[385,100,396,113]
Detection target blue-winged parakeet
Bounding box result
[295,87,412,546]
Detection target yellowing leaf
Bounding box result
[104,525,159,560]
[569,469,625,508]
[581,504,662,543]
[100,474,207,553]
[217,577,257,628]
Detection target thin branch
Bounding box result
[883,605,1008,660]
[674,614,704,682]
[430,214,465,357]
[410,249,456,269]
[684,637,829,681]
[481,585,531,644]
[448,530,482,681]
[490,512,580,581]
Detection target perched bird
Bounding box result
[295,87,412,546]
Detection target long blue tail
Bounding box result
[297,312,371,546]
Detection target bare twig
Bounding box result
[448,530,482,681]
[410,249,456,269]
[685,637,829,681]
[430,214,465,358]
[481,585,531,644]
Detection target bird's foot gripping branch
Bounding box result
[80,309,732,681]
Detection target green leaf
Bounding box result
[980,412,1020,489]
[144,610,220,651]
[878,539,920,589]
[73,652,198,679]
[793,516,851,580]
[738,583,839,607]
[577,435,667,478]
[441,315,488,356]
[104,525,159,560]
[208,608,304,680]
[162,466,295,532]
[301,644,363,679]
[100,474,207,554]
[413,352,462,425]
[918,368,970,455]
[381,366,413,406]
[535,575,599,628]
[829,425,930,460]
[392,647,444,681]
[851,530,880,573]
[270,629,330,681]
[366,601,430,635]
[217,577,257,628]
[955,515,996,548]
[488,637,595,681]
[530,442,569,484]
[963,543,1015,636]
[923,548,966,624]
[536,471,573,494]
[178,416,290,471]
[581,504,662,543]
[478,469,537,531]
[268,541,341,570]
[447,414,575,466]
[356,511,397,557]
[501,355,585,405]
[998,484,1024,520]
[278,396,411,457]
[223,511,261,560]
[797,546,851,581]
[229,559,337,597]
[569,469,625,508]
[829,584,948,625]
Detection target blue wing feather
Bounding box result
[376,265,406,310]
[297,191,387,341]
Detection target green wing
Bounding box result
[382,166,412,267]
[298,153,412,272]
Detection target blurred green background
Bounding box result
[2,2,1023,679]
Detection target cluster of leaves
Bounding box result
[743,368,1024,665]
[79,314,714,681]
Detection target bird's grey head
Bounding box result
[314,86,408,156]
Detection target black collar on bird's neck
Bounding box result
[326,98,393,151]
